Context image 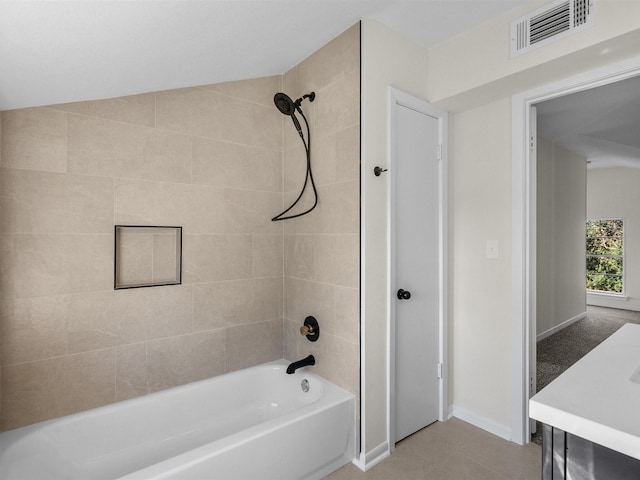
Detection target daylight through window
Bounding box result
[586,219,624,294]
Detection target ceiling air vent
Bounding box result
[510,0,594,57]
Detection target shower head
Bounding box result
[273,91,316,116]
[274,91,315,136]
[274,92,296,116]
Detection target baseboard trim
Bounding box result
[537,311,586,342]
[450,405,511,441]
[587,296,640,312]
[353,441,389,472]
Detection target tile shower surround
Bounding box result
[0,23,360,430]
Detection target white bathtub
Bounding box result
[0,360,355,480]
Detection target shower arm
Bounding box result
[271,106,318,222]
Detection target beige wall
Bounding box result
[587,167,640,310]
[536,137,587,338]
[282,24,360,397]
[0,77,286,430]
[448,98,513,428]
[428,0,640,111]
[428,1,640,437]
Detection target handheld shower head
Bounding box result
[274,92,296,116]
[274,92,304,134]
[271,91,318,222]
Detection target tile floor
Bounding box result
[326,418,541,480]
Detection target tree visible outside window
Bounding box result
[586,219,624,294]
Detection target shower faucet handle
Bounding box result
[300,316,320,342]
[300,325,314,336]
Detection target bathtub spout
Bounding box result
[286,355,315,374]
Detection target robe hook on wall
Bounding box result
[374,166,388,176]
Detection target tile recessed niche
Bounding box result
[114,225,182,289]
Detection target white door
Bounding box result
[393,99,444,443]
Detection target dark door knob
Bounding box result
[397,289,411,300]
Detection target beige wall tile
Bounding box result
[192,137,281,193]
[0,349,115,430]
[68,114,192,183]
[315,234,359,288]
[0,296,68,365]
[283,142,306,193]
[282,68,300,102]
[202,75,281,107]
[67,290,137,354]
[335,286,360,345]
[283,318,298,361]
[226,318,282,372]
[253,234,283,278]
[115,179,223,233]
[192,277,282,332]
[1,168,114,234]
[115,343,149,401]
[49,93,156,127]
[297,24,360,94]
[251,103,282,151]
[113,285,193,342]
[314,69,359,137]
[335,124,360,183]
[155,87,250,144]
[316,181,359,234]
[284,277,335,333]
[153,232,181,283]
[279,190,318,234]
[222,189,283,235]
[284,234,315,280]
[115,229,154,286]
[183,234,252,283]
[283,181,359,236]
[311,133,337,187]
[307,333,358,394]
[146,330,226,392]
[116,180,281,236]
[0,235,15,299]
[1,108,67,172]
[11,234,112,298]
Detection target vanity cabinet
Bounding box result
[542,424,640,479]
[530,324,640,480]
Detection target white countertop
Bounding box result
[530,323,640,460]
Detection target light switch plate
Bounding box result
[486,240,499,259]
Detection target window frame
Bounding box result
[586,217,625,297]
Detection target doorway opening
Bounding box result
[511,54,640,445]
[531,74,640,443]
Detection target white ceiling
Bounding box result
[536,75,640,168]
[0,0,526,111]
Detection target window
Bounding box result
[586,219,623,294]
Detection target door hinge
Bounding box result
[437,144,442,160]
[529,134,535,152]
[437,363,443,379]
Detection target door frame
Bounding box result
[510,54,640,445]
[387,87,448,450]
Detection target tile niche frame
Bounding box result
[114,225,183,290]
